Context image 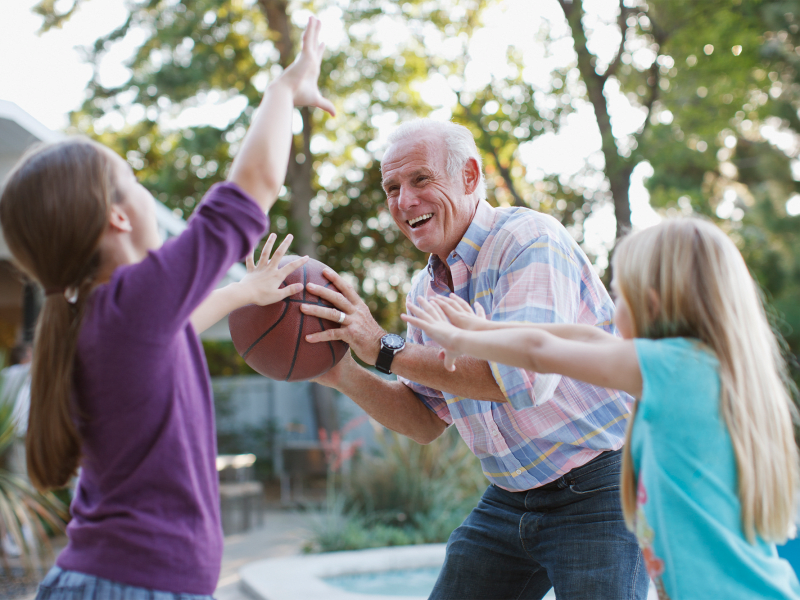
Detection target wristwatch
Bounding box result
[375,333,405,374]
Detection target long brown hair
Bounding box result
[614,218,799,543]
[0,138,121,491]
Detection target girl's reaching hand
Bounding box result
[280,17,336,116]
[434,294,492,331]
[401,297,465,371]
[239,233,308,306]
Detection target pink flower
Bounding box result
[637,478,648,505]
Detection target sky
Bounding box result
[0,0,663,261]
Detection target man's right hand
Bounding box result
[300,268,387,366]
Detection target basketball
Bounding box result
[228,256,349,381]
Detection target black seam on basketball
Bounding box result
[286,264,307,380]
[316,317,337,365]
[285,298,328,305]
[241,301,290,359]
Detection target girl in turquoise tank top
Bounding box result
[403,217,800,599]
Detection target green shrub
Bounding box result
[305,427,485,553]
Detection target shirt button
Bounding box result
[515,469,522,475]
[492,429,500,437]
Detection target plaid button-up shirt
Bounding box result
[399,199,632,491]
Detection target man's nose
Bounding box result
[397,186,419,211]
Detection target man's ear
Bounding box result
[647,288,661,320]
[108,204,133,233]
[463,157,480,196]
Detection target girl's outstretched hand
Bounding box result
[401,297,465,372]
[281,17,336,116]
[239,233,308,306]
[434,294,492,331]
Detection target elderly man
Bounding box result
[301,119,647,600]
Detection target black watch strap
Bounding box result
[375,347,395,374]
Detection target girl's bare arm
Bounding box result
[403,296,642,397]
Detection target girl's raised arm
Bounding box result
[402,297,643,397]
[228,17,334,213]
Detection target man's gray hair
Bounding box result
[386,119,486,200]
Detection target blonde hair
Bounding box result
[614,217,799,543]
[0,138,121,491]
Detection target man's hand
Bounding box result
[300,269,387,365]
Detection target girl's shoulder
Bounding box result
[634,337,718,371]
[634,337,720,417]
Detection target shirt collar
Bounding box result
[426,199,497,279]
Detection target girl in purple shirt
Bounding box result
[0,17,334,600]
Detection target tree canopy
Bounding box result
[34,0,800,384]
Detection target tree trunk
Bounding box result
[561,0,635,237]
[259,0,338,433]
[609,165,634,237]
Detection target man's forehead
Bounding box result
[381,135,445,176]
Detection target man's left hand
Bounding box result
[300,268,387,365]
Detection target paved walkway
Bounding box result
[215,510,314,600]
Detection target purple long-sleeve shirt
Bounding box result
[57,182,267,595]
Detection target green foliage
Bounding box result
[639,0,800,385]
[305,427,485,553]
[32,0,800,383]
[202,339,255,377]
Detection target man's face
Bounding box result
[382,134,475,261]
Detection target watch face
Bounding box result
[382,334,405,350]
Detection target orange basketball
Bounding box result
[228,257,349,381]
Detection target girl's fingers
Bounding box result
[405,303,433,323]
[246,253,255,273]
[278,255,308,278]
[474,302,486,319]
[258,234,278,267]
[415,298,442,322]
[280,283,304,299]
[400,313,425,329]
[426,299,449,321]
[436,299,461,321]
[269,234,294,264]
[448,294,472,312]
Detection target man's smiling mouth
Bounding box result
[408,213,433,228]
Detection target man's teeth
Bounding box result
[408,213,433,226]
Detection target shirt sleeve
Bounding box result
[104,182,268,339]
[483,234,585,410]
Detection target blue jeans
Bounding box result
[430,449,648,600]
[36,567,216,600]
